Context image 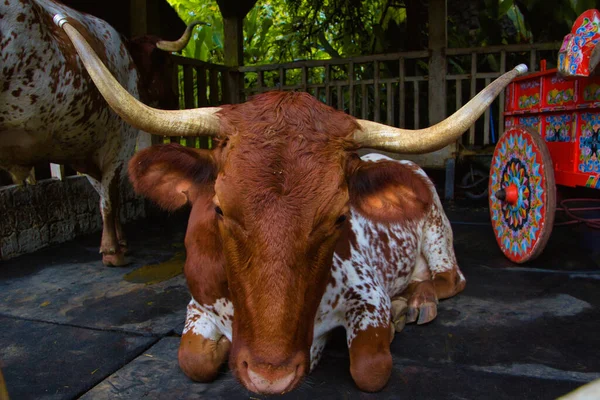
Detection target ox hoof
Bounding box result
[391,298,408,333]
[101,250,130,267]
[405,281,438,325]
[179,332,231,382]
[407,301,438,325]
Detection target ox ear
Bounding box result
[348,158,433,223]
[128,143,216,211]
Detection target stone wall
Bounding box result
[0,176,145,260]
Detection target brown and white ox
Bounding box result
[55,15,527,394]
[0,0,200,265]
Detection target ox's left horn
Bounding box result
[353,64,528,154]
[156,20,207,52]
[53,15,221,137]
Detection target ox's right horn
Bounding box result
[353,64,528,154]
[156,20,207,52]
[53,14,221,137]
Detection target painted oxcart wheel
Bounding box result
[488,127,556,263]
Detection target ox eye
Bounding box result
[336,215,347,225]
[215,206,224,216]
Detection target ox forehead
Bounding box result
[214,92,357,226]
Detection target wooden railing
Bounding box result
[238,42,561,151]
[0,42,561,188]
[161,55,231,149]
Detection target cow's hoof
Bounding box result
[101,250,129,266]
[179,332,231,382]
[350,351,392,392]
[391,297,408,332]
[406,281,438,324]
[410,301,438,325]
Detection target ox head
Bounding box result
[127,21,205,108]
[55,15,526,394]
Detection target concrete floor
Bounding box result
[1,202,599,399]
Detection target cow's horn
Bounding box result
[353,64,528,154]
[156,21,207,52]
[54,14,221,137]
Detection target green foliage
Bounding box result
[166,0,408,65]
[167,0,224,63]
[166,0,596,66]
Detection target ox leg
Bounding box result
[346,287,393,392]
[347,325,393,392]
[179,299,231,382]
[421,197,466,300]
[88,171,127,266]
[392,254,438,330]
[113,189,127,253]
[393,198,467,330]
[7,165,33,185]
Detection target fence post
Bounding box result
[428,0,453,200]
[223,16,243,104]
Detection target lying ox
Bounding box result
[0,0,199,265]
[55,15,527,394]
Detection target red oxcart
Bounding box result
[489,9,600,263]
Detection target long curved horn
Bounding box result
[53,14,220,137]
[354,64,528,153]
[156,20,207,52]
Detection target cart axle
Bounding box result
[495,184,519,205]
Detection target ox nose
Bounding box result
[247,366,297,394]
[237,351,304,394]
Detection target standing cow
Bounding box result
[55,15,527,394]
[0,0,198,265]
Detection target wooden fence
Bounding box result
[0,42,561,188]
[238,42,561,151]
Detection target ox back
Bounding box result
[0,0,142,264]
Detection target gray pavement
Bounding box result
[1,204,599,399]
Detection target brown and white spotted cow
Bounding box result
[0,0,199,265]
[55,15,527,394]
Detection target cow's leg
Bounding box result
[421,197,466,300]
[393,198,467,329]
[179,299,231,382]
[7,165,33,185]
[87,169,127,266]
[391,253,438,330]
[348,325,393,392]
[112,189,127,253]
[346,288,393,392]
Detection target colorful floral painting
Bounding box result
[505,118,516,129]
[518,93,540,109]
[545,114,573,142]
[583,83,600,102]
[517,116,541,134]
[546,88,574,105]
[558,9,600,77]
[490,129,546,262]
[519,81,540,90]
[579,113,600,173]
